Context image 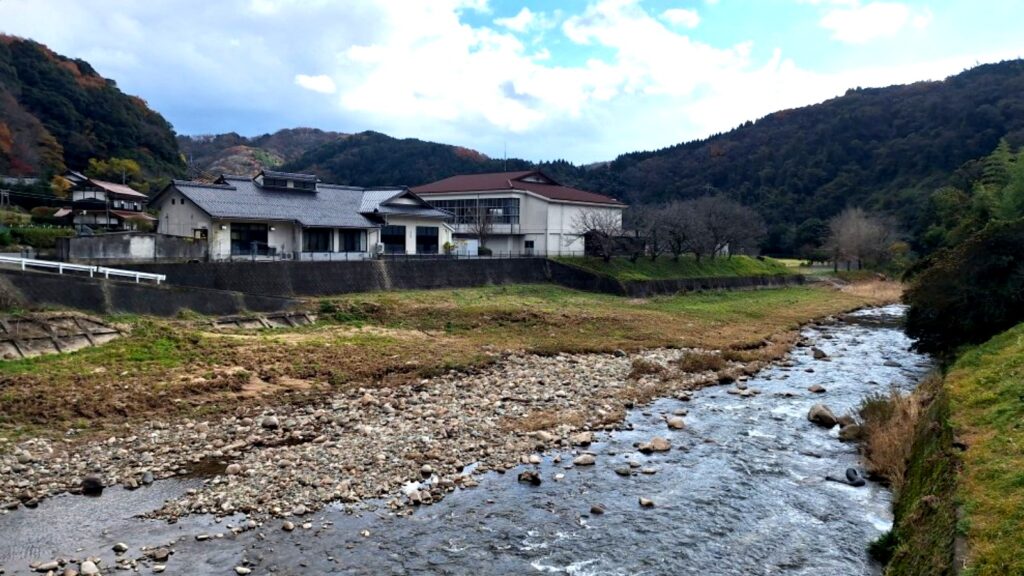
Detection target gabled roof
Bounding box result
[412,170,624,206]
[154,175,449,228]
[87,178,149,199]
[357,188,452,219]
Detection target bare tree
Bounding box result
[827,207,896,270]
[571,209,624,262]
[466,204,494,253]
[625,205,667,262]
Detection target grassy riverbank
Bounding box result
[552,255,791,281]
[881,323,1024,576]
[0,282,895,440]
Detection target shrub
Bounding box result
[674,351,726,373]
[627,358,665,380]
[10,226,74,248]
[477,246,493,256]
[858,382,931,491]
[904,219,1024,355]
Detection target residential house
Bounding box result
[411,170,625,256]
[66,170,155,231]
[150,170,453,260]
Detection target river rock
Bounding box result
[808,384,826,394]
[140,471,154,485]
[570,431,594,446]
[590,504,606,514]
[838,424,863,442]
[112,542,128,554]
[81,475,104,496]
[282,521,295,531]
[807,404,838,428]
[225,463,242,476]
[79,561,99,576]
[573,454,596,466]
[261,416,279,430]
[146,548,170,562]
[234,567,252,575]
[62,568,79,576]
[34,561,59,572]
[845,467,866,487]
[614,466,632,477]
[837,414,857,427]
[638,497,655,508]
[666,417,686,430]
[638,437,671,453]
[517,470,541,485]
[811,347,828,360]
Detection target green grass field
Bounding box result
[552,255,791,282]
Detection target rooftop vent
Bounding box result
[256,170,319,192]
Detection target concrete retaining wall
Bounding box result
[0,269,295,317]
[57,233,208,264]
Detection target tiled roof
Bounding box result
[160,177,449,228]
[259,170,319,182]
[412,170,624,206]
[90,179,149,199]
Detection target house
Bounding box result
[149,170,453,260]
[411,170,625,256]
[66,171,155,231]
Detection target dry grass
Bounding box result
[627,358,666,380]
[840,279,904,302]
[0,282,899,436]
[858,378,934,491]
[674,351,726,373]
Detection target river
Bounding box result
[0,304,932,575]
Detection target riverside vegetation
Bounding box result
[0,282,897,520]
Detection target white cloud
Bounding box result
[0,0,1011,164]
[661,8,700,29]
[819,2,931,44]
[495,7,534,32]
[294,74,337,94]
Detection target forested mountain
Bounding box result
[281,131,539,187]
[0,35,183,180]
[178,128,348,178]
[556,60,1024,252]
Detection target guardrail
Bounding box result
[0,256,165,284]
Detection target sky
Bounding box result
[0,0,1021,163]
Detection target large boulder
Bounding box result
[807,404,838,428]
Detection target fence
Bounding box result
[0,255,166,284]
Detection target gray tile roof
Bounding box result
[163,177,448,228]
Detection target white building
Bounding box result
[150,171,453,260]
[412,170,625,256]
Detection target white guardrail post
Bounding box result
[0,256,165,285]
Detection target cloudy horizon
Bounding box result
[1,0,1021,163]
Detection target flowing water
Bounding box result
[0,305,932,575]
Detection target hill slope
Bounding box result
[0,35,183,179]
[178,128,348,178]
[281,131,539,187]
[561,60,1024,252]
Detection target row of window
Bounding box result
[430,198,520,225]
[263,178,316,191]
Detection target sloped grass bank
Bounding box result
[881,323,1024,575]
[0,283,892,439]
[552,255,791,282]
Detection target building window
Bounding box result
[381,225,406,253]
[171,198,176,205]
[230,223,269,255]
[340,229,364,252]
[430,198,520,225]
[416,226,439,254]
[304,228,332,252]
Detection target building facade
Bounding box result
[150,171,453,260]
[65,171,156,231]
[412,170,625,256]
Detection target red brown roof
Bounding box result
[91,179,149,199]
[412,170,624,206]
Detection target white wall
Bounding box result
[153,191,212,238]
[377,217,452,254]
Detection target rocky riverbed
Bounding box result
[0,305,932,575]
[1,343,765,521]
